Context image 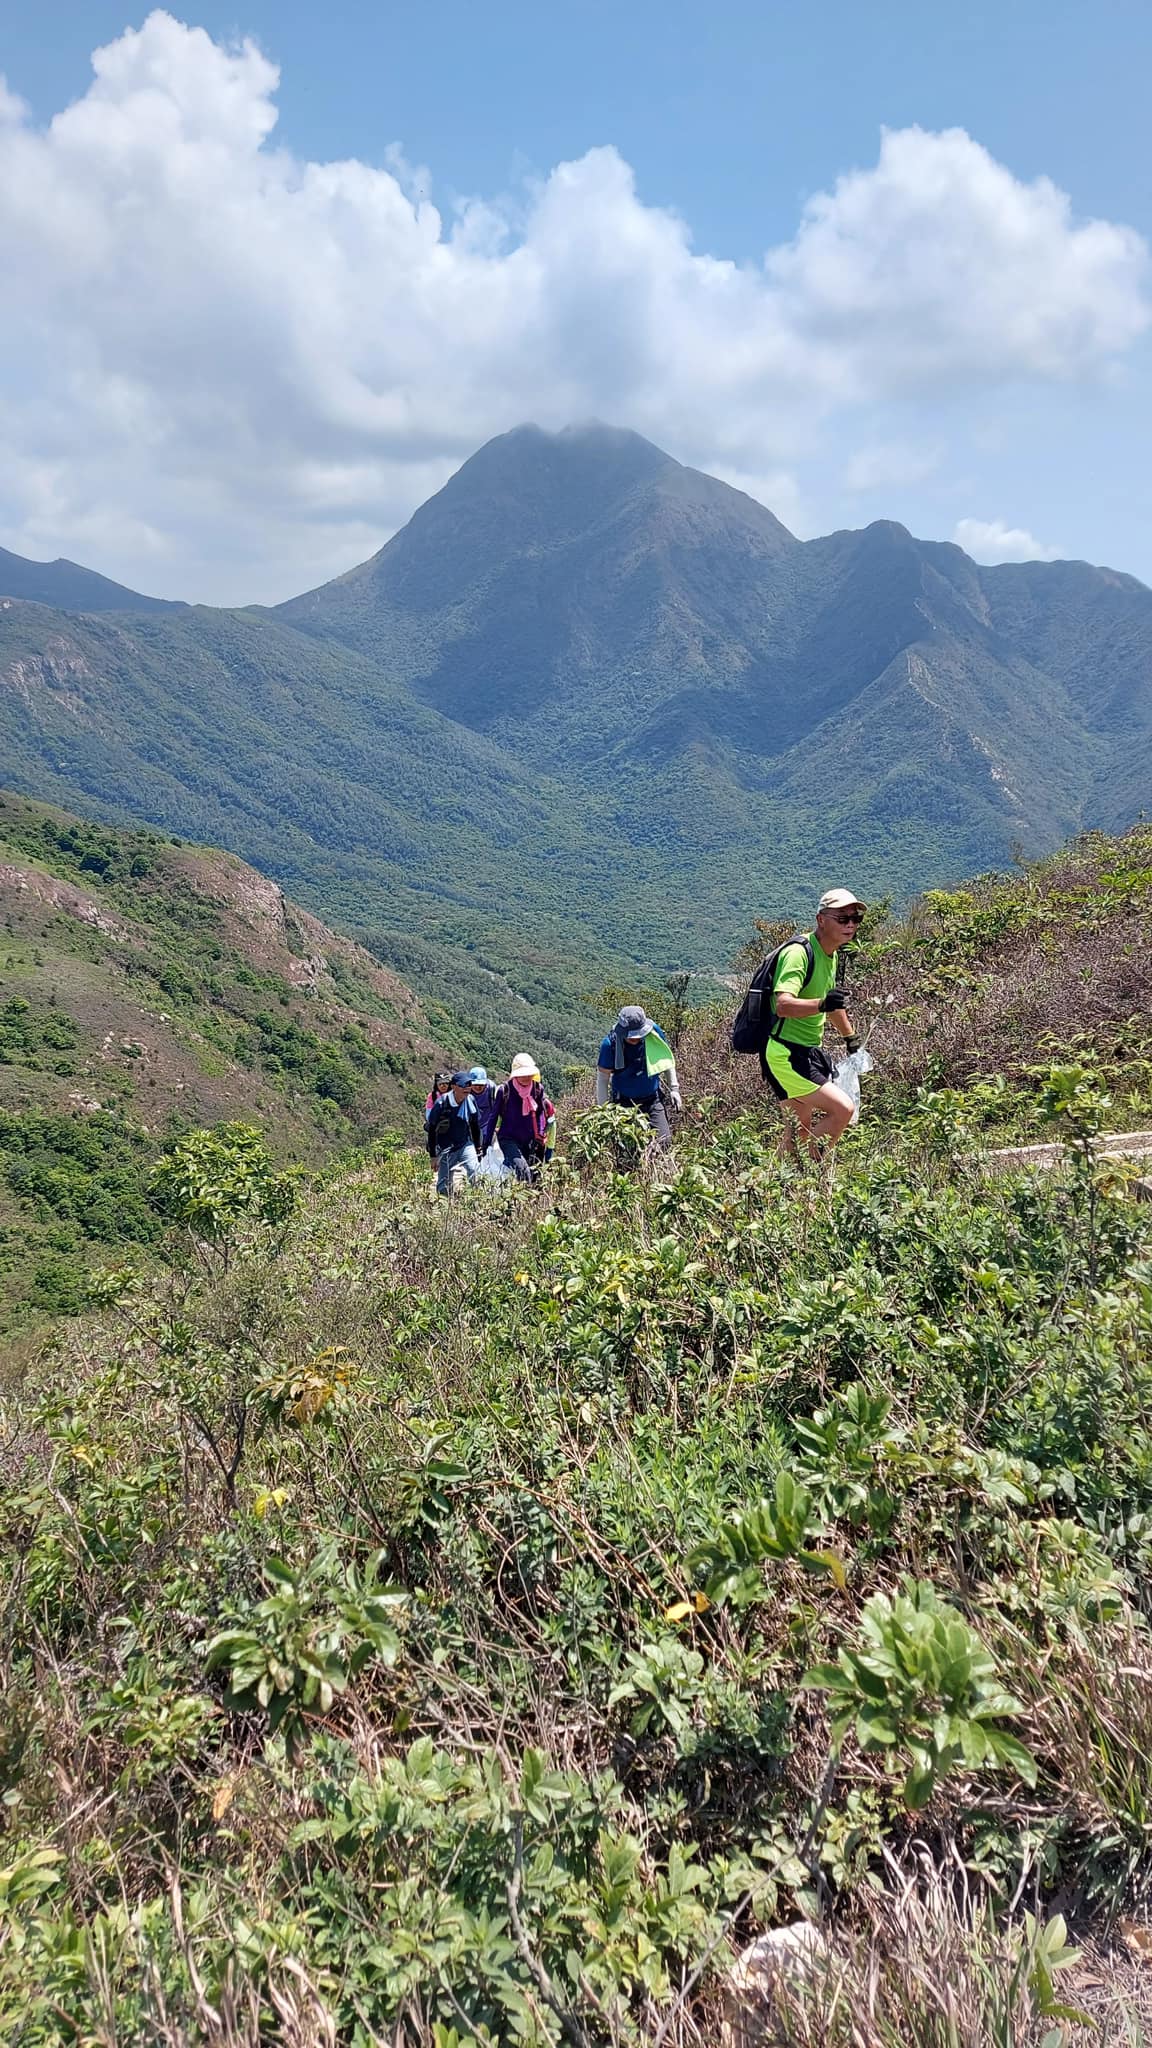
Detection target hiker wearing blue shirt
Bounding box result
[595,1004,681,1149]
[427,1071,483,1196]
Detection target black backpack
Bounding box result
[730,936,814,1055]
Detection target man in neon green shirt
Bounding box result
[764,888,864,1162]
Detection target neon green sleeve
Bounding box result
[773,942,810,999]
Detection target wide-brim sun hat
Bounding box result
[616,1004,656,1037]
[509,1053,539,1079]
[817,888,867,914]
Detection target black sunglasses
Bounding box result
[832,910,864,925]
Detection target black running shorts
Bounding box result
[762,1042,834,1102]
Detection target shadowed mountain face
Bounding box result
[0,546,183,615]
[277,421,1151,842]
[2,422,1151,1062]
[278,424,799,738]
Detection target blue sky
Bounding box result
[2,1,1150,600]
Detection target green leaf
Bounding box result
[986,1730,1038,1787]
[903,1761,936,1809]
[801,1662,843,1692]
[799,1548,847,1590]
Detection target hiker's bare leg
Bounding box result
[790,1081,854,1164]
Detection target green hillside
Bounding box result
[4,424,1151,1071]
[0,792,441,1331]
[4,828,1152,2041]
[0,597,649,1072]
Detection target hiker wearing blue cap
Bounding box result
[426,1072,483,1196]
[595,1004,681,1148]
[467,1065,494,1125]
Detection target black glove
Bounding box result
[844,1035,861,1054]
[820,987,849,1013]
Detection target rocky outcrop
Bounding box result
[0,862,134,940]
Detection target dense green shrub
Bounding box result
[0,1108,160,1244]
[4,1056,1152,2040]
[0,996,79,1071]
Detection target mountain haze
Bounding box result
[3,422,1151,1060]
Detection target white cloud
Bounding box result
[954,518,1063,565]
[0,14,1147,600]
[769,126,1148,392]
[0,77,28,124]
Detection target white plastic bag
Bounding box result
[831,1044,875,1126]
[477,1143,508,1182]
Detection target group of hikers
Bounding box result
[424,885,867,1193]
[424,1056,558,1196]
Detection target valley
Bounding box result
[4,423,1149,1070]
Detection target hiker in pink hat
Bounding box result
[481,1054,556,1183]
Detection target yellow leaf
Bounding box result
[211,1778,235,1821]
[254,1487,289,1520]
[664,1591,710,1623]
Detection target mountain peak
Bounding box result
[437,419,676,517]
[280,422,795,628]
[0,543,182,614]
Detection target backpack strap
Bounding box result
[768,936,816,1043]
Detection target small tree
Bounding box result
[586,971,704,1050]
[150,1121,296,1264]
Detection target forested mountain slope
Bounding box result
[3,424,1151,1064]
[281,425,1152,859]
[0,598,626,1073]
[0,544,181,614]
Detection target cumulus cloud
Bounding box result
[954,518,1063,565]
[769,126,1147,391]
[0,13,1146,600]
